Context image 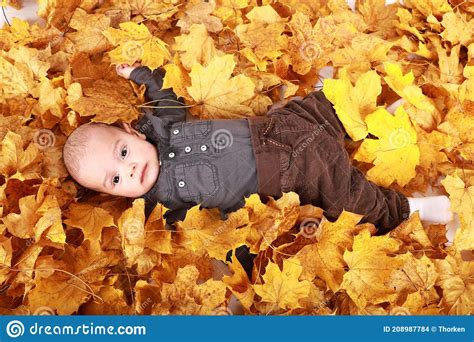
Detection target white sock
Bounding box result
[386,98,405,114]
[407,195,454,224]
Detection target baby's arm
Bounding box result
[116,63,186,126]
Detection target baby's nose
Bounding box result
[129,164,136,178]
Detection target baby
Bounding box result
[62,64,454,236]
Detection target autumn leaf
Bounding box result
[157,265,227,315]
[296,210,364,292]
[253,257,311,311]
[127,0,179,23]
[103,21,171,70]
[434,254,474,314]
[1,0,473,317]
[286,11,319,75]
[323,67,381,141]
[0,131,42,181]
[353,106,420,187]
[186,54,255,119]
[173,23,220,70]
[341,230,407,308]
[67,79,142,124]
[235,5,287,63]
[117,198,146,267]
[63,203,116,254]
[177,1,223,34]
[441,174,474,252]
[67,8,111,54]
[176,205,249,261]
[383,61,440,129]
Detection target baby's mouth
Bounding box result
[140,163,148,184]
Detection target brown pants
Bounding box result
[247,91,410,234]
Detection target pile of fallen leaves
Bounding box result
[0,0,473,315]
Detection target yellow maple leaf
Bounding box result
[440,12,474,46]
[117,198,146,267]
[10,244,43,297]
[253,257,311,310]
[245,192,300,253]
[434,254,474,314]
[144,204,173,255]
[383,61,440,129]
[296,210,364,292]
[323,67,381,141]
[235,5,288,62]
[328,34,393,76]
[356,0,398,37]
[162,55,192,101]
[222,253,255,311]
[177,0,223,34]
[173,23,220,70]
[176,205,249,261]
[341,229,406,308]
[403,0,452,18]
[0,17,32,50]
[186,54,255,118]
[354,106,420,187]
[214,0,249,27]
[3,194,40,239]
[67,8,111,54]
[128,0,179,22]
[158,265,227,315]
[0,55,35,100]
[27,240,122,315]
[389,254,438,300]
[67,79,141,124]
[441,174,474,252]
[32,77,66,119]
[286,11,319,75]
[0,131,42,181]
[34,195,66,246]
[103,21,171,70]
[6,45,50,80]
[63,203,116,253]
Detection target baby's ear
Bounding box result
[121,122,146,140]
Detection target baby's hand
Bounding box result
[116,63,141,79]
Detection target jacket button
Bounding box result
[200,145,207,151]
[178,180,185,187]
[184,146,192,153]
[168,152,175,158]
[172,129,180,135]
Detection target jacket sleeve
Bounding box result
[129,66,186,128]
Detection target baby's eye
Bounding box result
[112,175,120,186]
[121,146,128,158]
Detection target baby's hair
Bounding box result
[62,121,123,180]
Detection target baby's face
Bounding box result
[74,123,160,198]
